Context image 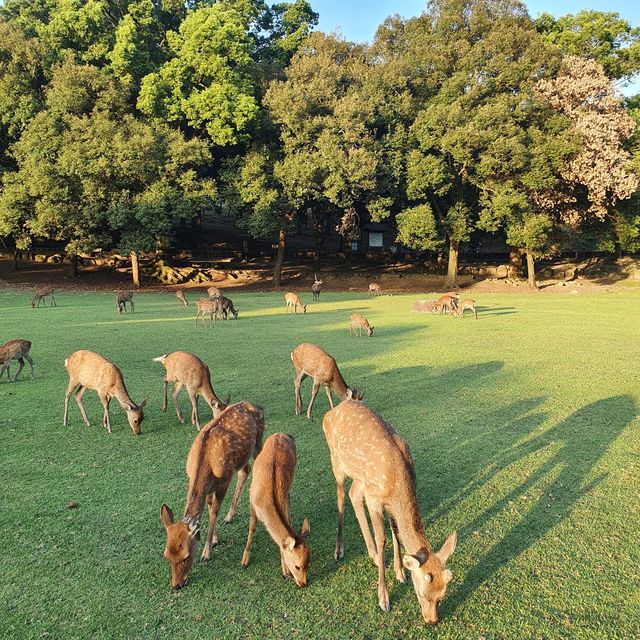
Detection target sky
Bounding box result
[312,0,640,95]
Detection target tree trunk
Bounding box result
[273,229,286,288]
[526,251,537,289]
[13,250,19,270]
[70,253,78,277]
[130,251,140,288]
[508,247,525,280]
[443,240,459,289]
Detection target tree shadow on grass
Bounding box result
[443,394,636,617]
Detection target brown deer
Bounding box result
[63,350,146,434]
[291,343,362,418]
[220,295,238,319]
[435,294,457,315]
[284,292,306,314]
[176,290,188,306]
[350,313,374,337]
[311,276,323,301]
[323,398,457,625]
[454,298,477,319]
[116,290,134,313]
[241,433,310,587]
[32,286,56,307]
[207,285,222,299]
[0,339,34,381]
[195,298,221,327]
[368,283,382,295]
[160,401,264,589]
[153,352,227,430]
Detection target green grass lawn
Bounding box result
[1,289,638,639]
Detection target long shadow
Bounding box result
[444,395,636,616]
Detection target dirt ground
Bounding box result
[0,255,636,296]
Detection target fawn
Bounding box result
[323,398,457,624]
[241,433,310,587]
[350,313,374,337]
[32,286,56,307]
[160,402,264,589]
[284,292,306,314]
[0,339,34,381]
[63,350,146,434]
[153,352,227,429]
[311,277,323,301]
[291,343,362,418]
[368,283,382,296]
[176,290,188,306]
[116,290,134,313]
[195,298,222,327]
[454,299,477,319]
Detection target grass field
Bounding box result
[1,288,639,639]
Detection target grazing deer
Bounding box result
[207,285,222,299]
[153,352,227,430]
[284,292,306,314]
[323,398,457,625]
[368,283,382,296]
[291,343,362,418]
[31,286,56,307]
[116,290,134,313]
[0,339,34,381]
[63,350,146,434]
[195,298,221,327]
[350,313,374,337]
[435,294,457,315]
[241,433,310,587]
[311,276,323,301]
[220,295,238,319]
[176,290,188,307]
[454,298,477,319]
[160,401,265,588]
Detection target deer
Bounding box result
[153,351,228,430]
[31,286,56,307]
[220,295,238,319]
[116,290,134,313]
[323,398,457,625]
[176,290,188,306]
[368,283,382,296]
[63,350,147,434]
[241,433,310,587]
[284,292,306,314]
[160,401,264,589]
[207,285,222,299]
[311,276,323,301]
[454,298,477,319]
[195,298,221,327]
[350,313,374,337]
[291,343,362,418]
[435,294,458,315]
[0,339,34,381]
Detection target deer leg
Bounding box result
[241,504,258,568]
[99,394,112,433]
[188,389,200,430]
[334,473,346,560]
[74,386,91,426]
[349,481,377,563]
[224,463,250,524]
[324,385,335,409]
[64,381,78,425]
[306,381,320,419]
[52,295,57,307]
[389,517,405,583]
[12,358,24,381]
[172,382,184,423]
[368,500,390,613]
[201,488,226,561]
[294,371,306,416]
[0,363,8,379]
[162,378,168,412]
[23,354,35,379]
[131,300,134,313]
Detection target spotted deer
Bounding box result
[284,292,306,314]
[176,290,188,306]
[454,298,477,319]
[0,339,34,381]
[291,343,362,418]
[350,313,374,337]
[207,285,222,299]
[241,433,310,587]
[160,402,264,589]
[153,351,228,430]
[323,398,457,625]
[63,350,146,434]
[116,290,134,313]
[31,286,56,307]
[195,298,221,327]
[368,283,382,296]
[311,277,323,302]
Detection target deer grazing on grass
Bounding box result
[323,398,457,625]
[63,350,146,434]
[311,276,323,301]
[435,294,458,315]
[368,283,382,296]
[207,285,222,299]
[31,286,56,307]
[220,295,238,319]
[0,339,34,381]
[153,352,228,430]
[284,292,306,314]
[454,298,477,319]
[291,343,362,418]
[195,298,221,327]
[176,290,188,306]
[350,313,374,337]
[116,290,134,313]
[160,401,264,589]
[241,433,310,586]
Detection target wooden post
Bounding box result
[273,230,286,288]
[131,251,140,288]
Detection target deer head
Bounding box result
[402,531,456,625]
[124,398,147,435]
[366,325,374,337]
[160,505,200,589]
[281,518,311,587]
[346,388,364,401]
[210,396,230,418]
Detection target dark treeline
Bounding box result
[1,0,639,287]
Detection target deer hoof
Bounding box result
[201,549,210,562]
[379,596,391,614]
[395,569,406,583]
[334,546,344,561]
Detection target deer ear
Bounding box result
[443,569,453,584]
[139,398,148,408]
[283,536,296,552]
[160,504,174,528]
[402,554,422,571]
[300,518,310,540]
[346,389,353,400]
[184,516,200,538]
[436,531,457,564]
